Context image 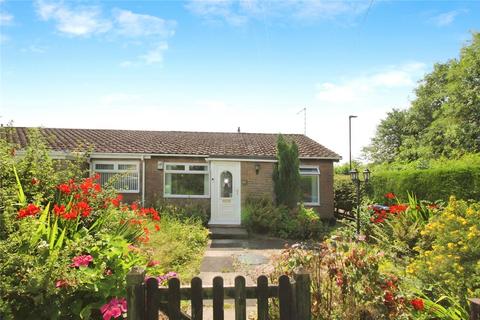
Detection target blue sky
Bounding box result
[0,0,479,162]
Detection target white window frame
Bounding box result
[163,162,210,199]
[93,160,140,193]
[300,165,320,206]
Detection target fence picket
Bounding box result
[146,277,160,320]
[168,277,181,320]
[278,275,293,320]
[213,276,224,320]
[191,277,203,320]
[234,276,246,320]
[126,267,145,320]
[256,275,269,320]
[126,267,312,320]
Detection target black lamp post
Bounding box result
[349,115,357,171]
[350,168,371,236]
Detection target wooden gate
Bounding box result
[126,267,311,320]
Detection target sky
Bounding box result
[0,0,479,163]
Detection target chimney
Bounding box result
[237,127,241,133]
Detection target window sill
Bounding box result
[163,195,210,199]
[304,202,320,206]
[117,190,140,194]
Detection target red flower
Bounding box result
[111,195,123,207]
[389,204,408,214]
[31,178,39,185]
[75,201,92,217]
[155,224,160,232]
[70,255,93,268]
[53,204,66,216]
[384,291,394,304]
[58,184,71,194]
[104,268,113,276]
[411,298,424,311]
[385,192,395,199]
[131,202,139,211]
[18,204,41,218]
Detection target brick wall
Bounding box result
[241,162,275,204]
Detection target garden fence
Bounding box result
[126,266,311,320]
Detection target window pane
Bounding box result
[300,175,319,203]
[189,165,208,172]
[98,172,139,191]
[95,163,114,170]
[118,164,137,171]
[165,173,208,196]
[220,171,233,198]
[300,167,319,174]
[166,164,185,171]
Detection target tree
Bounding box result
[273,134,300,208]
[363,32,480,164]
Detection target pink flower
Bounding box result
[55,279,68,288]
[100,298,127,320]
[70,255,93,268]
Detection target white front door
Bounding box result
[210,161,241,225]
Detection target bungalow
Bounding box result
[8,128,341,224]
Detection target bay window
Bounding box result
[164,163,209,198]
[300,166,320,205]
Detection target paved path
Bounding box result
[196,238,290,319]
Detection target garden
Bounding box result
[0,130,209,320]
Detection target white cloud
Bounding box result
[113,9,176,37]
[430,10,467,27]
[186,0,371,26]
[0,12,13,26]
[140,42,168,64]
[316,62,426,104]
[33,2,176,65]
[35,0,111,36]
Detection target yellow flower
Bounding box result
[447,243,455,249]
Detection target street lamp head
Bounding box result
[349,168,359,182]
[363,168,371,183]
[349,115,358,119]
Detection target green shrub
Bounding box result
[334,174,368,212]
[141,216,209,281]
[368,165,480,202]
[242,198,327,240]
[155,200,210,226]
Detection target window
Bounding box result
[220,171,233,198]
[300,166,320,205]
[93,161,140,193]
[164,163,209,198]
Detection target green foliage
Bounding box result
[367,163,480,202]
[407,197,480,306]
[141,216,209,282]
[0,130,209,319]
[273,134,301,209]
[363,32,480,163]
[270,240,409,319]
[241,197,327,240]
[155,200,210,226]
[334,174,368,212]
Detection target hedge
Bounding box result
[367,165,480,202]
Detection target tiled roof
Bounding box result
[5,127,341,160]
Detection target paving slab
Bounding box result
[194,237,289,319]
